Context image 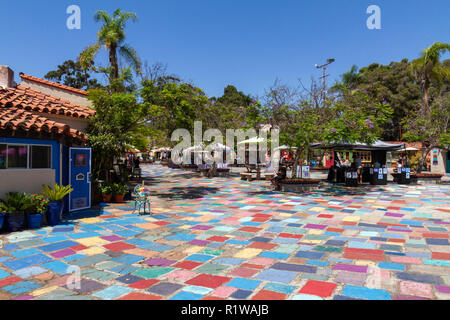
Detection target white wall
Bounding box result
[0,169,55,200]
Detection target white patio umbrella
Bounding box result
[274,145,297,151]
[237,137,266,145]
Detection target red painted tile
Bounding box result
[299,280,337,298]
[432,252,450,260]
[345,248,384,255]
[70,245,89,251]
[279,233,303,239]
[207,236,229,242]
[251,290,286,300]
[239,226,262,233]
[318,214,334,218]
[388,238,406,243]
[423,233,449,239]
[0,276,22,287]
[103,242,136,252]
[153,221,171,226]
[248,242,278,250]
[344,252,386,262]
[173,261,202,270]
[202,296,225,300]
[118,292,162,300]
[185,274,231,289]
[327,227,344,233]
[128,279,159,289]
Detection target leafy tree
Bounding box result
[44,60,103,90]
[140,78,209,145]
[87,88,150,181]
[410,42,450,116]
[79,9,141,84]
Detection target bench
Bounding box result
[265,174,275,180]
[240,172,253,181]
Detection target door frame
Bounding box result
[69,147,92,212]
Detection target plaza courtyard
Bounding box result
[0,164,449,300]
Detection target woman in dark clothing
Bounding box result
[271,167,287,191]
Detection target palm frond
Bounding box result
[79,44,101,69]
[119,44,142,74]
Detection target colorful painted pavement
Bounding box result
[0,164,449,300]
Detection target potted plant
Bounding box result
[26,194,49,229]
[0,202,7,231]
[41,184,73,226]
[100,183,113,203]
[113,183,128,203]
[3,192,33,232]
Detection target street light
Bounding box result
[315,58,335,100]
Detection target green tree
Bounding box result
[45,60,103,90]
[410,42,450,116]
[79,9,141,84]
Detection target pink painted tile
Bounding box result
[249,257,275,265]
[399,281,434,299]
[390,256,422,264]
[165,270,197,282]
[211,286,237,298]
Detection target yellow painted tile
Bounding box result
[81,246,106,255]
[79,218,102,224]
[300,239,322,244]
[184,246,203,254]
[76,237,109,246]
[308,229,324,235]
[234,248,262,259]
[310,207,324,212]
[343,216,360,222]
[31,286,58,296]
[354,260,377,266]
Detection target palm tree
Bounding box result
[79,9,141,83]
[410,42,450,116]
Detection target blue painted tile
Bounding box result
[341,285,391,300]
[170,291,203,300]
[185,254,214,262]
[92,285,132,300]
[41,261,70,275]
[226,278,262,290]
[231,289,252,299]
[38,240,79,252]
[3,254,52,270]
[259,252,289,260]
[378,262,405,271]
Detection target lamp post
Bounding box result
[315,58,335,101]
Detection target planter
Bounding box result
[102,194,112,203]
[114,194,125,203]
[411,174,443,185]
[0,212,5,231]
[27,213,43,229]
[6,211,26,232]
[280,179,321,193]
[47,200,63,226]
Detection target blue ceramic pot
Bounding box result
[47,201,63,226]
[0,212,5,231]
[7,211,25,232]
[27,213,43,229]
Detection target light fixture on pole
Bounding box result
[315,58,335,101]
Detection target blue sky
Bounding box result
[1,0,449,98]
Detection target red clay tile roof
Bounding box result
[0,107,87,142]
[19,73,88,96]
[0,85,95,119]
[383,141,423,149]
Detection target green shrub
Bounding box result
[41,184,74,201]
[2,192,34,213]
[100,183,113,195]
[112,183,128,195]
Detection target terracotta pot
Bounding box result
[102,194,112,203]
[114,194,125,203]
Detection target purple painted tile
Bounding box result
[191,225,213,230]
[387,228,412,233]
[13,295,34,300]
[304,224,327,230]
[189,240,210,246]
[435,285,450,294]
[332,264,368,273]
[385,212,404,218]
[143,258,175,267]
[101,235,124,242]
[50,249,76,259]
[66,279,106,294]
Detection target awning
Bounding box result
[311,140,405,151]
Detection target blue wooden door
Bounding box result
[447,152,450,173]
[69,148,92,212]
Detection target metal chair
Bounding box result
[132,184,151,215]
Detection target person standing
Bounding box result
[355,153,363,184]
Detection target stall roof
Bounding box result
[311,140,405,151]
